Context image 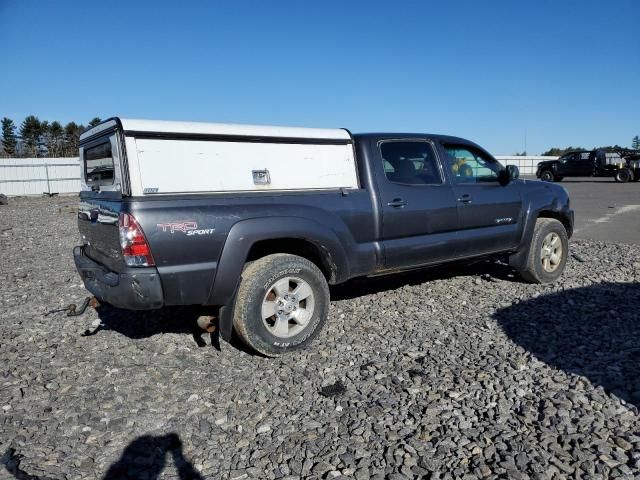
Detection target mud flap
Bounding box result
[218,294,237,342]
[508,247,528,272]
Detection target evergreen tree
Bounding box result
[88,117,102,128]
[3,116,108,157]
[20,115,42,157]
[541,146,586,156]
[40,120,51,156]
[595,145,624,153]
[47,121,64,157]
[1,117,17,157]
[63,122,83,156]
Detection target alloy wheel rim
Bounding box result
[540,232,562,272]
[261,276,315,338]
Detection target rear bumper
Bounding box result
[73,246,164,310]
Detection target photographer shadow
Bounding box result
[103,433,203,480]
[494,282,640,408]
[2,434,203,480]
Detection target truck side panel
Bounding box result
[128,189,379,306]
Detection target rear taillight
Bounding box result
[119,212,155,267]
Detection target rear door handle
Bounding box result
[457,194,473,204]
[387,198,407,208]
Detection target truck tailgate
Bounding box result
[78,197,124,272]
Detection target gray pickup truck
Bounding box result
[74,118,573,355]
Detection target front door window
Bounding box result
[443,145,503,183]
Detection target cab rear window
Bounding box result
[85,140,114,186]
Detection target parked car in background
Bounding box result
[536,149,640,183]
[536,151,592,182]
[74,118,574,355]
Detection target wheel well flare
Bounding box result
[538,211,572,238]
[246,238,336,282]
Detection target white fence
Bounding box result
[496,156,558,176]
[0,157,81,196]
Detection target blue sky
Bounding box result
[1,0,638,154]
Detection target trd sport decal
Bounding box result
[157,221,214,236]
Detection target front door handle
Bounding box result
[387,198,407,208]
[457,194,473,204]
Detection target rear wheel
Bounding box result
[540,170,555,182]
[518,218,568,284]
[615,168,633,183]
[233,254,329,356]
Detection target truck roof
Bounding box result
[353,132,484,149]
[80,117,352,143]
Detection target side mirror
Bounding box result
[499,165,519,186]
[506,164,520,180]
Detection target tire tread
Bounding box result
[520,218,568,284]
[233,253,329,356]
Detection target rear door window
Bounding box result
[380,141,443,185]
[84,139,114,187]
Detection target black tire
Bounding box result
[518,218,569,284]
[615,168,632,183]
[540,170,555,182]
[233,254,329,356]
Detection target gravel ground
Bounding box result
[1,195,639,480]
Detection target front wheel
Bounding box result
[518,218,569,284]
[233,254,330,356]
[540,170,555,182]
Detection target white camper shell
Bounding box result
[79,118,359,196]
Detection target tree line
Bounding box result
[0,115,102,158]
